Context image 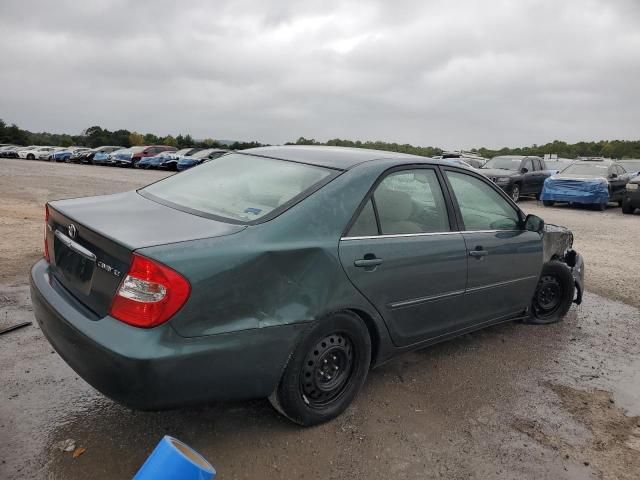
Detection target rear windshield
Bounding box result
[561,163,609,176]
[141,153,335,222]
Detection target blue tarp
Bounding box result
[540,177,609,204]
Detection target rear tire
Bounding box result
[269,311,371,426]
[526,261,575,325]
[543,200,555,207]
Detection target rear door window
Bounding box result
[373,169,450,234]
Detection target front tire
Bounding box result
[270,311,371,426]
[526,261,575,325]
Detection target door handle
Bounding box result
[469,248,488,258]
[354,258,383,268]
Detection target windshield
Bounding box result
[546,161,572,170]
[142,153,334,222]
[561,163,609,176]
[619,160,640,172]
[482,157,522,170]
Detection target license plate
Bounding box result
[627,183,638,191]
[53,231,96,295]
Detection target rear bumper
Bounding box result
[30,259,304,409]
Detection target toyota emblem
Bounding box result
[67,224,77,239]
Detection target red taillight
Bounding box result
[44,205,50,262]
[109,254,191,328]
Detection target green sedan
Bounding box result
[30,146,584,426]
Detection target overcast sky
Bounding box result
[1,0,639,149]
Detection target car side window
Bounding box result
[523,159,533,172]
[373,169,449,234]
[446,171,521,231]
[347,199,378,237]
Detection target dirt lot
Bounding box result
[1,158,639,479]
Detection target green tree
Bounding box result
[129,132,144,146]
[162,135,177,147]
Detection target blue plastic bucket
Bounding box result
[133,436,216,480]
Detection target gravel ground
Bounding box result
[0,158,639,479]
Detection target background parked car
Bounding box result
[87,146,124,165]
[440,151,487,169]
[478,155,550,202]
[128,145,177,167]
[0,145,19,157]
[541,159,630,210]
[137,148,202,170]
[622,174,640,214]
[50,147,91,162]
[176,148,228,171]
[17,146,43,159]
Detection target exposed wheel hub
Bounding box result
[301,333,354,407]
[533,275,563,316]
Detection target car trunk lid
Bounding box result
[46,191,245,317]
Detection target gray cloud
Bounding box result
[1,0,639,148]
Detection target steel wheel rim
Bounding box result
[533,275,563,317]
[300,333,355,408]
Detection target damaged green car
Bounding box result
[30,146,584,426]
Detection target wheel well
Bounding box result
[346,308,380,366]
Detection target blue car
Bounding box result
[51,148,91,163]
[541,159,630,210]
[137,150,178,169]
[177,149,228,171]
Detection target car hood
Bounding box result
[478,168,518,177]
[49,190,246,250]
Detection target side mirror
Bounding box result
[524,214,544,233]
[521,167,529,174]
[610,173,617,179]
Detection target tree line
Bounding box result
[0,120,262,151]
[1,119,639,158]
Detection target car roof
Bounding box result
[242,145,437,170]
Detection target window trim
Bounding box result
[342,164,459,238]
[439,166,526,233]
